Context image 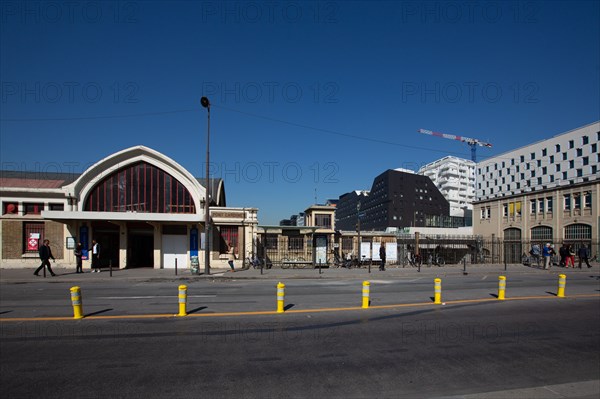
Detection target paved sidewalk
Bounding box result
[1,261,597,284]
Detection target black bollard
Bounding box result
[175,258,178,276]
[110,259,113,277]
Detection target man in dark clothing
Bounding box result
[578,245,592,269]
[558,244,568,267]
[34,239,56,276]
[379,244,386,271]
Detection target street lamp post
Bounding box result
[201,96,211,275]
[357,202,361,262]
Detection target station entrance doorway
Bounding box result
[91,221,120,269]
[127,223,154,268]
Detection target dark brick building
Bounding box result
[336,169,449,231]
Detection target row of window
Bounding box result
[504,224,592,241]
[480,191,593,219]
[478,132,599,175]
[3,202,64,215]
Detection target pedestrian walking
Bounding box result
[34,239,56,276]
[227,242,236,272]
[379,243,386,271]
[542,243,554,270]
[90,240,101,272]
[566,244,576,268]
[74,242,83,273]
[578,244,592,269]
[559,244,568,267]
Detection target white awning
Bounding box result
[42,210,203,223]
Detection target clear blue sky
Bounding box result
[1,1,599,225]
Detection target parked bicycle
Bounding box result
[522,252,541,268]
[427,254,445,267]
[404,252,422,268]
[281,256,311,269]
[346,255,371,269]
[247,256,271,270]
[332,251,353,268]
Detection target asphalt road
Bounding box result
[1,273,599,398]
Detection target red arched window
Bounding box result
[84,162,196,213]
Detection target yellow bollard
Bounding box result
[434,278,442,304]
[362,281,370,308]
[557,274,566,298]
[498,276,506,300]
[177,285,187,316]
[70,286,84,319]
[277,282,285,313]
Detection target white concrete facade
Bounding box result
[418,156,476,217]
[476,122,599,201]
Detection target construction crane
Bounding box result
[418,128,492,162]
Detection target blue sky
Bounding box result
[1,0,599,225]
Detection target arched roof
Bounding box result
[64,146,211,210]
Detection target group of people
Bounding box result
[535,242,593,270]
[33,239,102,276]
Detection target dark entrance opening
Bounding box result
[127,223,154,268]
[91,222,120,268]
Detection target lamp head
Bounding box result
[201,96,210,108]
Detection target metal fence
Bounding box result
[247,233,599,269]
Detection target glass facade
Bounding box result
[84,162,196,213]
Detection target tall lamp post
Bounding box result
[201,96,211,275]
[357,201,361,262]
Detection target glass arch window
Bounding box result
[85,162,196,214]
[504,228,521,240]
[531,226,552,241]
[564,224,592,240]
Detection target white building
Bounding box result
[476,121,599,200]
[418,156,476,217]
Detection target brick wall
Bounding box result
[45,221,64,259]
[2,220,64,259]
[2,220,22,259]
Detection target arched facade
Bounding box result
[0,146,257,270]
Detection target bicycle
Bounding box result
[281,257,311,269]
[245,256,272,270]
[427,254,445,267]
[332,252,353,268]
[405,253,422,268]
[522,252,541,268]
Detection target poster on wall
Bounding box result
[27,233,40,251]
[80,226,89,260]
[372,242,381,261]
[386,242,398,261]
[360,242,371,260]
[190,228,198,257]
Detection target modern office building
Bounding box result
[336,169,449,231]
[418,156,475,218]
[335,190,369,231]
[0,146,259,270]
[473,121,600,260]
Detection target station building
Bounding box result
[0,146,258,270]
